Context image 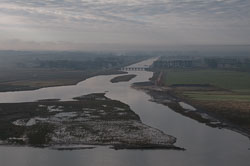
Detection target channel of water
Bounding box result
[0,58,249,166]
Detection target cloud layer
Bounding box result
[0,0,250,50]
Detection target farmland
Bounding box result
[157,69,250,131]
[163,69,250,91]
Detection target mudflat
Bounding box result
[0,93,179,150]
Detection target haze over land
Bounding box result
[0,0,250,51]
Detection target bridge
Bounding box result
[120,67,149,71]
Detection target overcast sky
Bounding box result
[0,0,249,50]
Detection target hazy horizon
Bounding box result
[0,44,250,53]
[0,0,250,51]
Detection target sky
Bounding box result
[0,0,250,51]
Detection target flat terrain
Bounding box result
[0,93,178,150]
[183,91,250,101]
[0,68,124,92]
[164,69,250,91]
[110,74,137,83]
[0,52,147,92]
[133,82,250,138]
[158,69,250,131]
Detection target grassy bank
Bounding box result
[163,69,250,103]
[159,69,250,130]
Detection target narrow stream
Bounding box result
[0,58,249,166]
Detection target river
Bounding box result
[0,58,249,166]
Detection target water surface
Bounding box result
[0,58,249,166]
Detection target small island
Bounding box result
[0,93,180,150]
[110,74,137,83]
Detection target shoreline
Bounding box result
[132,81,250,139]
[0,93,181,150]
[0,70,127,93]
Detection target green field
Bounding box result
[184,92,250,101]
[164,69,250,91]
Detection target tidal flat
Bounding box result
[0,93,179,150]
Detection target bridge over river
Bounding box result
[120,67,149,71]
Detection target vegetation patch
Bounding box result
[0,93,178,150]
[0,69,126,92]
[133,81,250,138]
[141,66,250,137]
[163,69,250,91]
[110,74,137,83]
[0,53,149,92]
[184,92,250,101]
[160,69,250,129]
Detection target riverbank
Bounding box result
[132,82,250,138]
[0,93,180,150]
[0,69,126,92]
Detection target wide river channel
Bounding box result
[0,58,249,166]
